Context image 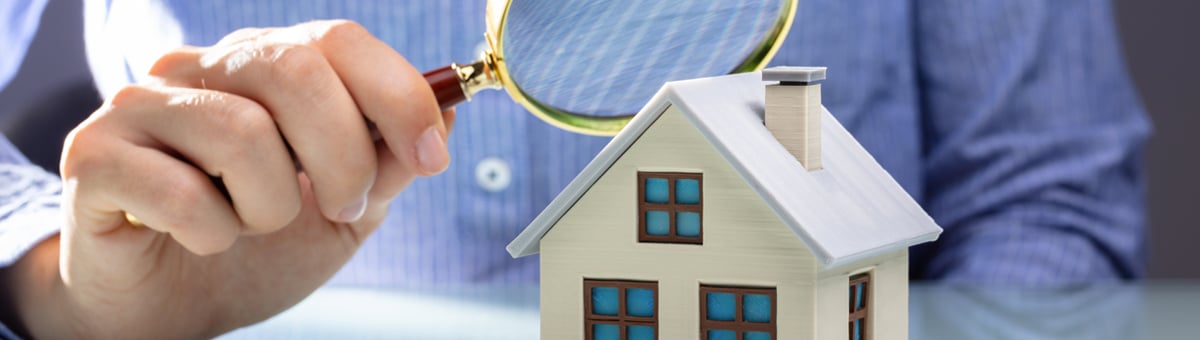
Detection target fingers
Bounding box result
[62,120,241,256]
[113,85,304,234]
[181,43,374,223]
[143,20,449,226]
[304,20,450,177]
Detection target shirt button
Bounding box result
[475,157,512,192]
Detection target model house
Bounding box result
[506,67,942,340]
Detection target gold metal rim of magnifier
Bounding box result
[467,0,798,137]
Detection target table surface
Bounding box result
[221,282,1199,339]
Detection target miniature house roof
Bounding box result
[506,71,941,268]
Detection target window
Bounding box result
[700,286,776,340]
[849,273,870,340]
[585,280,658,340]
[638,172,702,244]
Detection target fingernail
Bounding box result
[337,197,367,222]
[416,126,449,174]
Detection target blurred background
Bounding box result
[1,0,1196,279]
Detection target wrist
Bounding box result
[4,235,75,339]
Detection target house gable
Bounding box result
[537,104,818,339]
[508,72,941,267]
[540,103,819,277]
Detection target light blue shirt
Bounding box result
[1,0,1150,294]
[0,0,47,90]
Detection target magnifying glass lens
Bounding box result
[421,0,794,135]
[504,1,788,118]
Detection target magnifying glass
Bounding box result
[124,0,796,228]
[423,0,797,136]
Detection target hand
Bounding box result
[8,20,452,338]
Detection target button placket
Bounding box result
[475,157,512,192]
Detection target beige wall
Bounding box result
[815,251,909,340]
[539,105,820,339]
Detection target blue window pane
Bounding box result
[743,294,772,323]
[646,211,670,236]
[591,287,618,316]
[626,288,655,317]
[628,325,654,340]
[745,331,772,340]
[706,292,735,321]
[853,319,862,340]
[593,323,620,340]
[675,179,700,204]
[644,178,669,203]
[676,212,700,237]
[856,283,864,310]
[707,329,736,340]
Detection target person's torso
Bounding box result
[86,0,922,288]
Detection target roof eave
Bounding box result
[505,86,680,258]
[819,231,942,269]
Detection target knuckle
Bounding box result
[60,125,104,179]
[107,84,154,109]
[219,95,274,137]
[60,111,120,179]
[148,46,199,77]
[217,27,268,46]
[314,20,369,44]
[157,173,211,225]
[212,96,277,161]
[389,68,439,121]
[264,43,327,85]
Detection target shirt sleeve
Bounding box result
[0,0,49,91]
[0,134,62,269]
[913,1,1151,284]
[0,135,60,339]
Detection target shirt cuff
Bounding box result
[0,163,63,268]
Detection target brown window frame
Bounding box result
[699,285,777,340]
[637,172,703,244]
[584,279,659,340]
[849,273,870,340]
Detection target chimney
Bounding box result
[763,66,826,171]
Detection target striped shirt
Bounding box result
[1,0,1149,291]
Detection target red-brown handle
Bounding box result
[424,65,466,111]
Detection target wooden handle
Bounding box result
[424,65,466,111]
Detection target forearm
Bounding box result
[913,0,1149,283]
[920,216,1134,285]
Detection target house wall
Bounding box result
[539,105,820,339]
[815,250,908,340]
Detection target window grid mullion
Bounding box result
[617,284,627,319]
[699,320,776,331]
[668,177,677,238]
[667,174,676,205]
[668,206,677,238]
[735,292,744,323]
[589,314,622,322]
